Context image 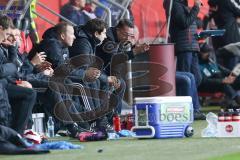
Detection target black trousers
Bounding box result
[0,125,26,154]
[42,82,80,125]
[7,84,36,135]
[198,76,240,99]
[0,125,49,154]
[0,80,11,127]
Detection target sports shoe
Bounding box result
[66,123,92,138]
[66,123,81,138]
[78,132,95,142]
[78,131,107,142]
[95,116,114,133]
[194,111,206,120]
[57,130,70,137]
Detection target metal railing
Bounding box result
[91,0,112,27]
[19,0,34,19]
[31,10,56,26]
[3,0,26,16]
[106,0,130,19]
[119,0,131,20]
[165,0,173,44]
[36,1,77,26]
[35,0,112,27]
[4,0,16,13]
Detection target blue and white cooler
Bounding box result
[131,96,194,138]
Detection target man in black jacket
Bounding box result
[164,0,202,86]
[69,19,121,117]
[96,19,149,114]
[38,22,112,137]
[33,22,92,137]
[7,27,72,133]
[212,0,240,48]
[0,14,36,135]
[198,43,240,106]
[208,0,240,70]
[0,15,14,128]
[96,19,149,77]
[69,19,121,92]
[7,28,53,87]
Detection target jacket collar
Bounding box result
[75,25,100,47]
[107,27,119,43]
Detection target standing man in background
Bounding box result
[164,0,202,86]
[164,0,205,118]
[208,0,240,70]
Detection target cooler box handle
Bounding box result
[131,126,155,138]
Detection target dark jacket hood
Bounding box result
[106,27,118,42]
[42,26,57,40]
[74,25,87,39]
[74,25,101,45]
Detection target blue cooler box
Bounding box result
[131,96,193,138]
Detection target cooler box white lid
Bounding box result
[32,113,45,118]
[134,96,192,103]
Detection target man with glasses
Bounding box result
[96,19,149,115]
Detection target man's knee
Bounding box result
[26,88,37,100]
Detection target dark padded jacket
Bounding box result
[164,0,200,53]
[4,44,49,88]
[69,25,99,57]
[37,27,70,70]
[214,0,240,47]
[0,79,12,127]
[0,45,18,81]
[17,53,49,87]
[96,26,134,77]
[0,46,18,127]
[69,26,108,82]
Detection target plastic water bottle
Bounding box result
[201,112,218,137]
[47,116,55,137]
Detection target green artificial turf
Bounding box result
[209,152,240,160]
[1,119,240,160]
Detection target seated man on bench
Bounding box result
[198,43,240,107]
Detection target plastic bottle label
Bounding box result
[225,116,232,121]
[218,116,225,122]
[232,116,240,121]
